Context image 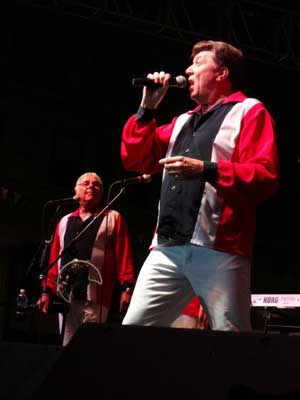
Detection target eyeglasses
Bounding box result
[76,181,102,189]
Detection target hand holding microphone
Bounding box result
[135,71,187,109]
[132,75,187,89]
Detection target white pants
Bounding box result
[60,300,108,346]
[123,244,252,331]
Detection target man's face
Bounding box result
[185,50,222,103]
[74,173,103,207]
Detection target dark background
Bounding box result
[0,1,300,340]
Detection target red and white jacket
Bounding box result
[43,208,136,309]
[121,91,279,258]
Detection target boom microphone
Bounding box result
[122,174,152,186]
[132,75,187,89]
[46,195,79,205]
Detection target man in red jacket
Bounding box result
[37,172,136,345]
[120,40,279,331]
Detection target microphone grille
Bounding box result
[142,174,152,183]
[176,75,187,88]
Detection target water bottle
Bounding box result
[16,288,29,314]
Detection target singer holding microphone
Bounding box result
[36,172,136,346]
[121,40,279,331]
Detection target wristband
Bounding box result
[121,283,134,295]
[124,287,133,295]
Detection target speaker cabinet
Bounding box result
[0,341,61,400]
[30,323,300,399]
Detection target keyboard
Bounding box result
[251,294,300,308]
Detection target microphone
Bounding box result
[46,195,79,205]
[122,174,152,186]
[132,75,187,89]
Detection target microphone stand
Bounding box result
[16,201,60,308]
[14,202,65,343]
[21,202,63,285]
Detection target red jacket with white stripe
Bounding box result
[121,91,279,258]
[43,208,136,308]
